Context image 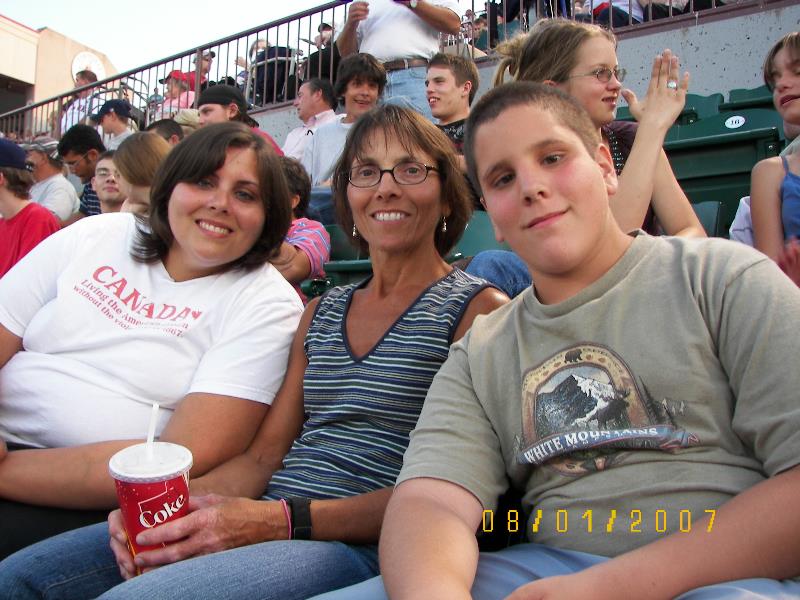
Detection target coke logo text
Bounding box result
[138,494,186,528]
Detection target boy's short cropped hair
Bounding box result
[763,31,800,91]
[334,53,387,100]
[463,81,600,195]
[279,156,312,218]
[428,53,481,105]
[145,119,185,142]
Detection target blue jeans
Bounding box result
[0,521,379,600]
[312,543,800,599]
[381,66,432,120]
[307,186,336,226]
[465,250,532,298]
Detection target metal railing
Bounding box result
[0,0,768,140]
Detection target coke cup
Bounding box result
[109,442,193,560]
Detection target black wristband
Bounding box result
[287,497,312,540]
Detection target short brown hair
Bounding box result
[114,133,172,187]
[428,53,481,105]
[0,166,34,199]
[280,156,311,218]
[492,18,616,87]
[463,81,600,196]
[763,32,800,91]
[334,53,387,101]
[132,122,292,271]
[332,104,472,257]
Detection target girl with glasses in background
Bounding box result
[493,19,704,237]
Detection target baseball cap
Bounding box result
[21,136,62,162]
[0,138,29,170]
[197,85,247,115]
[92,99,133,121]
[159,69,189,84]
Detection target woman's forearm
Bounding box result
[0,440,138,508]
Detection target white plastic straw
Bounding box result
[146,403,159,460]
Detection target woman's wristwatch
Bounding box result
[287,497,313,540]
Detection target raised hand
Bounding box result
[346,1,371,27]
[621,49,690,134]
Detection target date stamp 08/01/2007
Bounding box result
[481,508,717,535]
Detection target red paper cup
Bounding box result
[109,442,193,559]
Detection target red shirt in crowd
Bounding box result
[0,202,60,277]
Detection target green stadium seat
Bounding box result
[450,211,510,260]
[679,92,724,125]
[327,224,363,261]
[719,85,773,112]
[663,108,785,236]
[691,200,724,237]
[616,92,722,126]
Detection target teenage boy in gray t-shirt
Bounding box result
[315,82,800,600]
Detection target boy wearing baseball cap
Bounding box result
[93,99,134,150]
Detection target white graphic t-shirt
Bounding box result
[0,213,302,449]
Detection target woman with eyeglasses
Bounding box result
[494,19,704,237]
[0,105,507,600]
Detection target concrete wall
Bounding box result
[0,16,38,86]
[34,29,117,103]
[254,3,797,142]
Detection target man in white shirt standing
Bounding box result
[336,0,461,118]
[22,137,79,225]
[282,78,339,161]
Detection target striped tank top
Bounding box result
[265,268,491,500]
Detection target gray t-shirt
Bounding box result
[398,233,800,557]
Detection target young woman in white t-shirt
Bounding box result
[0,122,303,558]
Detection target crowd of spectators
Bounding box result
[0,2,798,598]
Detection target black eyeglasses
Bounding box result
[63,152,89,169]
[348,161,439,188]
[566,66,626,84]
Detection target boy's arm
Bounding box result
[271,241,313,284]
[381,478,484,600]
[508,464,800,600]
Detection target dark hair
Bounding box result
[305,78,337,110]
[131,122,292,271]
[463,81,600,196]
[428,53,481,105]
[0,166,34,199]
[279,156,311,218]
[97,150,116,162]
[145,119,185,142]
[57,124,106,156]
[114,133,172,187]
[332,104,471,257]
[75,70,98,83]
[334,53,387,101]
[764,32,800,91]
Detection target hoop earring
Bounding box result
[352,224,358,238]
[441,217,447,233]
